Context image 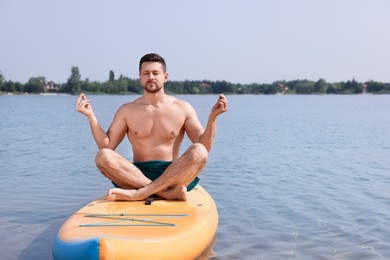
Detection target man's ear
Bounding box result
[165,73,169,83]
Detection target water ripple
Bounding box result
[1,95,390,259]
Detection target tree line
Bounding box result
[1,67,390,95]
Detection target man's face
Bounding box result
[139,62,168,93]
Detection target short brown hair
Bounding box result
[139,53,167,73]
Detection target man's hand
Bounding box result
[211,93,228,118]
[76,93,94,118]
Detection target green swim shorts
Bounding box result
[112,160,199,192]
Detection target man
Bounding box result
[76,53,228,201]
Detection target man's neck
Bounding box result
[142,90,169,107]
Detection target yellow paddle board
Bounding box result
[52,186,218,259]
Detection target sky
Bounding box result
[1,0,389,84]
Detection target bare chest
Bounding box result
[127,106,185,140]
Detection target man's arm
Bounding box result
[184,94,228,152]
[76,93,127,150]
[199,94,228,151]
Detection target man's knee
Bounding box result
[190,143,208,164]
[95,148,113,169]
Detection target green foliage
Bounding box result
[365,80,390,93]
[295,80,315,94]
[344,79,363,94]
[314,79,327,93]
[2,66,390,95]
[109,70,115,82]
[24,76,45,93]
[1,80,24,93]
[0,72,4,91]
[61,66,82,94]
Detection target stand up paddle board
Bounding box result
[52,186,218,259]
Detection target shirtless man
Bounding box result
[76,53,228,201]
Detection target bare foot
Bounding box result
[158,186,187,201]
[106,188,143,201]
[106,186,187,202]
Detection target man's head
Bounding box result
[138,53,168,93]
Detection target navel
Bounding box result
[134,131,138,135]
[171,131,175,135]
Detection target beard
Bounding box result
[144,82,163,93]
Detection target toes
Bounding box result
[106,194,116,201]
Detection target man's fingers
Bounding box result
[76,93,87,110]
[217,94,228,111]
[76,95,82,109]
[76,98,91,112]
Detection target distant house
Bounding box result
[199,83,211,88]
[43,81,60,92]
[278,84,289,94]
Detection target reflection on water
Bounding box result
[196,235,217,260]
[0,94,389,259]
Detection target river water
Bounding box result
[0,94,389,259]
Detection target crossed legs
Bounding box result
[95,143,208,201]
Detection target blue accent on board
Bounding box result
[52,234,99,260]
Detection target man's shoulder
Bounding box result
[118,101,135,110]
[171,98,197,117]
[120,97,144,108]
[171,97,190,106]
[115,99,141,116]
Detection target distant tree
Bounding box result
[24,76,45,93]
[366,80,387,93]
[127,78,142,93]
[345,79,363,94]
[62,66,82,93]
[165,81,184,94]
[109,70,115,82]
[247,83,263,94]
[0,71,4,92]
[0,74,24,93]
[5,81,16,93]
[116,76,129,93]
[182,80,194,94]
[212,81,236,94]
[102,81,115,93]
[314,79,327,93]
[192,86,200,94]
[14,81,24,92]
[80,78,96,92]
[326,83,338,94]
[294,80,315,94]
